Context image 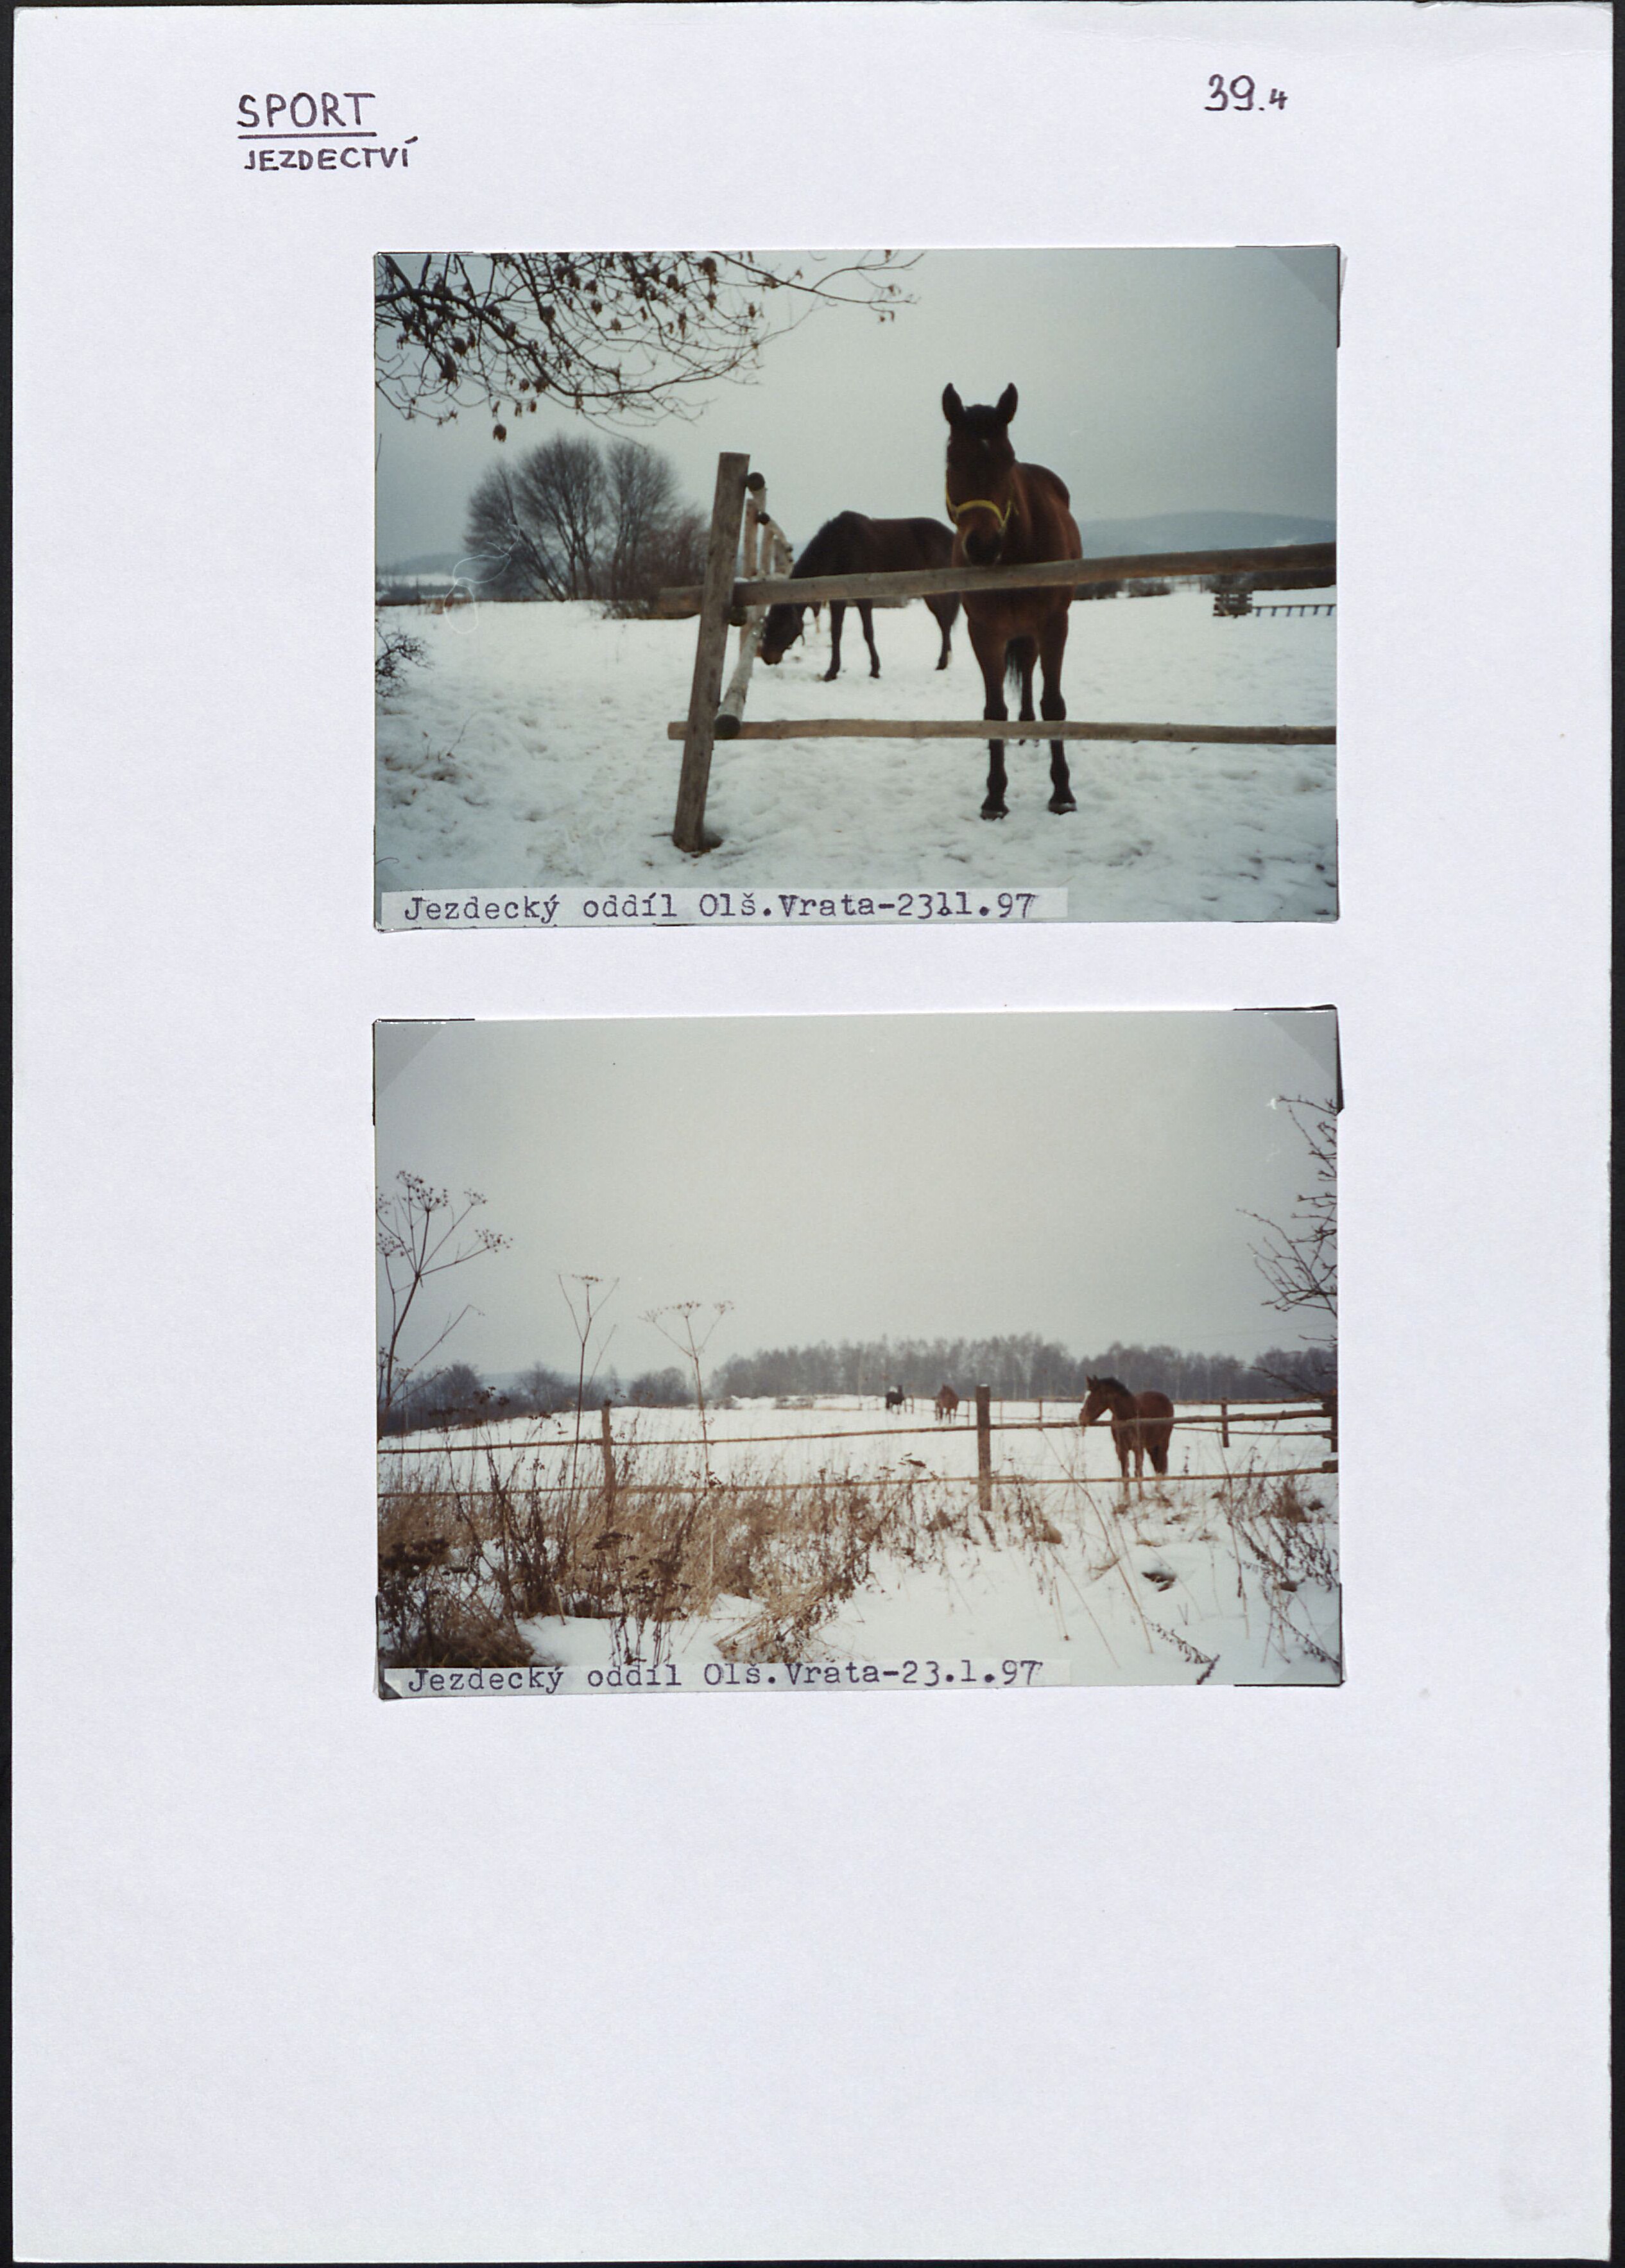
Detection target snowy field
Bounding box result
[375,590,1336,921]
[380,1396,1341,1688]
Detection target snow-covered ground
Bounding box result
[381,1397,1341,1688]
[375,591,1336,920]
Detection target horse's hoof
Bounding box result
[1048,793,1076,815]
[981,803,1008,821]
[821,669,838,682]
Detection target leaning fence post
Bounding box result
[1220,1399,1230,1449]
[718,472,769,736]
[976,1383,992,1512]
[600,1400,617,1510]
[673,451,751,854]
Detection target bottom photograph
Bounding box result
[375,1010,1340,1695]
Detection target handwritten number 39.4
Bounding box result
[1207,76,1287,110]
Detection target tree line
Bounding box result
[709,1334,1335,1403]
[379,1359,694,1437]
[464,435,707,605]
[378,1336,1333,1436]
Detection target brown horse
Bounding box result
[759,511,959,679]
[942,383,1083,820]
[1079,1375,1175,1487]
[934,1385,960,1423]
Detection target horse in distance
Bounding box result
[942,382,1083,820]
[934,1385,960,1422]
[758,511,960,680]
[1079,1375,1176,1487]
[884,1385,907,1413]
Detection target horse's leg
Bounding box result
[1038,609,1076,814]
[823,602,845,681]
[931,596,956,669]
[859,602,881,677]
[968,617,1009,818]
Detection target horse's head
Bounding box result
[759,601,803,665]
[1079,1376,1108,1428]
[943,382,1019,566]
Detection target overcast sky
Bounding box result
[375,247,1337,564]
[375,1010,1337,1381]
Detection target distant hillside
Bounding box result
[1078,511,1335,558]
[379,550,463,577]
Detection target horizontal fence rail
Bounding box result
[672,717,1336,747]
[668,454,1337,853]
[660,541,1336,613]
[379,1405,1334,1456]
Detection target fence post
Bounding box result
[1322,1394,1338,1457]
[600,1400,616,1510]
[1220,1399,1230,1449]
[718,474,768,735]
[976,1383,992,1512]
[672,451,751,854]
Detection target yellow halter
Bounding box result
[946,483,1015,530]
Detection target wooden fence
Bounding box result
[663,453,1337,852]
[379,1389,1339,1510]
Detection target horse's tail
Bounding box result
[1005,635,1037,694]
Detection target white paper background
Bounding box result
[13,5,1611,2258]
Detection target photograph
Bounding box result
[375,248,1336,925]
[376,1010,1340,1693]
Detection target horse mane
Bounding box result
[1090,1375,1130,1398]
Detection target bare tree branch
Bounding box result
[1244,1096,1337,1388]
[376,250,918,438]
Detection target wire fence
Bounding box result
[378,1394,1339,1511]
[379,1398,1335,1457]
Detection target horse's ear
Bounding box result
[996,383,1018,424]
[942,383,965,426]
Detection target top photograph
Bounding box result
[375,247,1336,930]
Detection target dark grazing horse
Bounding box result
[1079,1376,1176,1487]
[759,512,959,680]
[942,383,1083,819]
[884,1385,907,1413]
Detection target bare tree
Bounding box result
[1246,1096,1337,1389]
[376,1174,512,1430]
[463,462,561,598]
[644,506,707,590]
[602,438,681,599]
[512,437,606,598]
[466,435,698,605]
[375,251,916,440]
